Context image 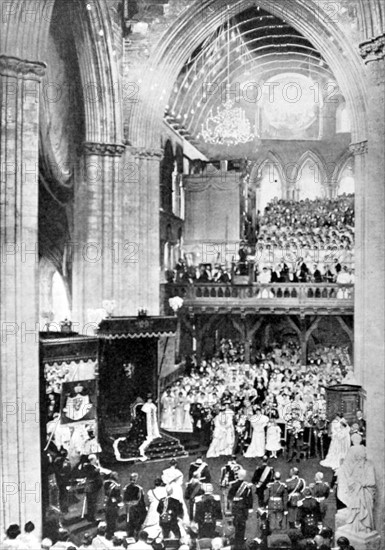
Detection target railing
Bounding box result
[163,283,354,313]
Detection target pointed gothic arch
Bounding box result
[126,0,367,148]
[290,150,328,200]
[249,152,286,211]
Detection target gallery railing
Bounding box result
[163,282,354,308]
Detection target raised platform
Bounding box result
[112,432,188,463]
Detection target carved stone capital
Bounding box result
[128,146,163,160]
[359,33,385,64]
[349,141,368,155]
[0,55,46,80]
[83,142,126,157]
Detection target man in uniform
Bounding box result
[104,471,122,539]
[189,456,211,482]
[123,473,146,538]
[220,456,241,512]
[251,455,274,507]
[310,472,330,522]
[264,472,288,531]
[193,483,222,538]
[313,414,328,459]
[157,485,184,539]
[185,472,205,517]
[297,487,321,537]
[83,460,103,523]
[228,469,253,550]
[285,467,305,528]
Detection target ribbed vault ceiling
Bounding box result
[165,6,336,156]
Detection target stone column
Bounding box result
[353,34,385,543]
[350,140,368,386]
[122,147,162,316]
[0,55,46,537]
[72,143,125,329]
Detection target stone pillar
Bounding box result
[357,34,385,542]
[350,140,368,386]
[122,147,162,316]
[0,55,46,537]
[72,143,125,328]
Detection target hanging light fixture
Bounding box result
[199,11,254,146]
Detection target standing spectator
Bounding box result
[193,483,222,538]
[123,473,147,539]
[310,472,330,522]
[157,486,184,539]
[265,472,288,531]
[54,450,71,514]
[185,472,204,518]
[297,488,321,537]
[251,456,274,507]
[228,469,253,550]
[188,457,211,483]
[285,468,305,528]
[83,460,103,523]
[104,471,122,539]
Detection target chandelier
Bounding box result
[200,96,254,146]
[199,14,254,146]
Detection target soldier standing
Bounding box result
[123,473,146,538]
[193,483,222,538]
[220,456,241,512]
[264,472,288,531]
[188,456,211,482]
[228,469,253,550]
[297,487,322,537]
[83,460,103,523]
[185,472,204,518]
[251,455,274,507]
[310,472,330,522]
[157,486,184,539]
[104,471,122,539]
[285,467,305,528]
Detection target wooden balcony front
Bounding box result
[163,282,354,316]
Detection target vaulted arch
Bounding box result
[291,150,327,200]
[126,0,367,148]
[1,0,123,146]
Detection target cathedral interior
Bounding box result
[0,0,384,547]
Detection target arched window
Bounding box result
[294,153,325,200]
[337,157,355,195]
[256,161,283,211]
[336,101,351,133]
[52,271,71,322]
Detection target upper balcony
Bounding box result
[162,282,354,316]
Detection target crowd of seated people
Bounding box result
[167,195,355,286]
[160,340,358,461]
[256,195,354,258]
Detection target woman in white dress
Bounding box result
[142,478,168,539]
[160,389,175,430]
[244,408,269,458]
[174,392,186,432]
[141,396,160,440]
[320,414,351,470]
[181,392,194,433]
[206,407,235,458]
[265,419,281,459]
